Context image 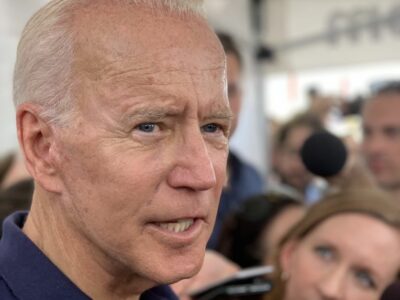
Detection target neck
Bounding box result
[23,188,148,300]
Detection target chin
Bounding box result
[155,261,202,285]
[176,254,203,277]
[151,249,204,285]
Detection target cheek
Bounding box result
[286,248,321,294]
[59,139,158,222]
[206,148,229,211]
[211,149,229,184]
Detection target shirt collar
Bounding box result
[0,211,91,299]
[0,211,177,300]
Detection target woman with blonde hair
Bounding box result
[266,187,400,300]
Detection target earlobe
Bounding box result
[17,104,62,193]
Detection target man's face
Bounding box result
[52,5,230,288]
[276,126,314,191]
[362,94,400,189]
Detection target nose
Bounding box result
[167,130,218,191]
[316,267,346,299]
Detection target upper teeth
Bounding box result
[159,219,194,233]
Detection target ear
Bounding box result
[17,103,63,194]
[279,240,299,276]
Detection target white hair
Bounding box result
[13,0,205,126]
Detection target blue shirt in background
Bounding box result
[207,151,265,249]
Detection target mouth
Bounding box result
[147,217,206,247]
[157,218,194,233]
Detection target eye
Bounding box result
[314,245,334,261]
[354,269,376,290]
[384,127,400,139]
[135,123,158,133]
[201,123,222,134]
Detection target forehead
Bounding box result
[363,94,400,126]
[70,3,227,114]
[72,2,225,78]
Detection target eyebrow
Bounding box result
[138,107,179,118]
[205,109,233,122]
[123,104,232,123]
[123,106,182,123]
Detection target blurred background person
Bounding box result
[266,187,400,300]
[272,113,324,204]
[361,81,400,300]
[216,192,305,269]
[207,32,265,249]
[362,81,400,201]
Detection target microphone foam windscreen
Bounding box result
[300,131,347,177]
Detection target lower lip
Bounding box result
[146,218,205,247]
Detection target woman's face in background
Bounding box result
[280,213,400,300]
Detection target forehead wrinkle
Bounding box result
[94,80,191,114]
[90,62,227,115]
[118,94,182,119]
[86,39,224,74]
[186,68,229,116]
[71,0,226,83]
[123,104,183,124]
[98,63,225,85]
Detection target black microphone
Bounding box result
[300,131,347,177]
